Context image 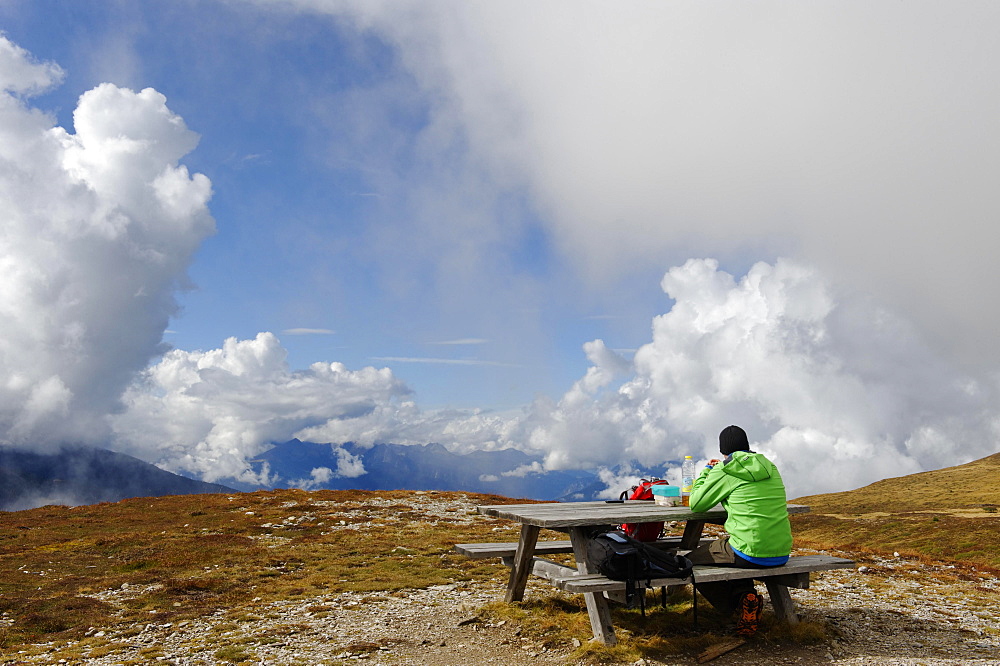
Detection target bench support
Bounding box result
[501,556,578,582]
[552,557,851,644]
[763,576,806,624]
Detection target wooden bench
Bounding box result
[456,540,854,643]
[455,540,576,559]
[554,554,855,624]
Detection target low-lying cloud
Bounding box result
[109,258,999,497]
[110,332,409,484]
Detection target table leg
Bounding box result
[569,526,617,646]
[680,519,706,549]
[673,519,709,602]
[505,524,540,603]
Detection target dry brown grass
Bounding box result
[0,488,519,655]
[0,487,832,663]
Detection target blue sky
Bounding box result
[2,1,1000,496]
[0,0,668,410]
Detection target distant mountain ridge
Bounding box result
[0,446,234,511]
[227,439,667,501]
[0,439,672,511]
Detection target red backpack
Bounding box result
[619,479,668,542]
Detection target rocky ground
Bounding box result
[3,493,999,665]
[7,556,999,666]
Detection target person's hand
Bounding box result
[708,459,721,467]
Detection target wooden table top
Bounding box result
[477,500,810,529]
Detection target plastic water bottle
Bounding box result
[681,455,696,506]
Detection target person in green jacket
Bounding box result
[687,425,793,636]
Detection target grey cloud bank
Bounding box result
[309,1,1000,370]
[114,258,1000,498]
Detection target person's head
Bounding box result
[719,425,750,456]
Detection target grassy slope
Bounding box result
[790,452,1000,568]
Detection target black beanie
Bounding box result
[719,425,750,456]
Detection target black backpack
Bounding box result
[587,530,694,616]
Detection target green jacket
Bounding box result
[689,451,792,559]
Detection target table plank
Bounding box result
[477,501,808,528]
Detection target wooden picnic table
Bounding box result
[470,500,822,645]
[478,500,811,601]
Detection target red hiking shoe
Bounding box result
[735,591,762,637]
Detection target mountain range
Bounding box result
[0,439,670,511]
[224,439,665,501]
[0,446,233,511]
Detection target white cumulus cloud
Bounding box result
[522,259,1000,497]
[0,35,64,95]
[0,36,214,447]
[289,462,364,489]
